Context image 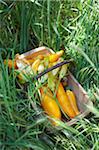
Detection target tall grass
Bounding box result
[0,0,99,149]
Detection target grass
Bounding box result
[0,0,99,149]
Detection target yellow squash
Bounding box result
[49,50,64,63]
[66,90,80,116]
[40,88,61,125]
[31,59,40,74]
[56,83,76,118]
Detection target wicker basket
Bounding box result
[18,46,93,125]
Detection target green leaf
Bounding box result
[48,72,56,92]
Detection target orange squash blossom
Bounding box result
[4,59,17,69]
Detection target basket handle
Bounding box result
[34,59,73,80]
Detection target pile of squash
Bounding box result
[4,50,80,125]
